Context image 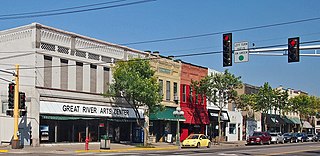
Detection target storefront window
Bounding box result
[229,124,236,134]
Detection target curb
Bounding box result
[0,150,8,153]
[75,146,178,153]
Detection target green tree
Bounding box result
[289,94,318,132]
[107,59,163,146]
[192,70,242,143]
[252,82,275,131]
[273,89,289,116]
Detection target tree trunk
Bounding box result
[299,114,303,133]
[264,112,268,132]
[218,108,222,144]
[143,114,149,146]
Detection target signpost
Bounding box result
[234,41,249,63]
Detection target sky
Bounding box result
[0,0,320,96]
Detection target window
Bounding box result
[229,124,236,134]
[182,85,186,102]
[159,79,163,97]
[317,121,320,125]
[103,67,110,93]
[2,102,8,114]
[173,82,178,97]
[189,86,193,103]
[43,55,52,88]
[60,59,68,90]
[76,62,83,91]
[90,64,97,93]
[166,81,170,101]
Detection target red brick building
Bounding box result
[180,62,209,141]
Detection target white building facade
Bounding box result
[206,69,243,142]
[0,23,146,146]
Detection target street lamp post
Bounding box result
[173,106,184,149]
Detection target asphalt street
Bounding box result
[1,142,320,156]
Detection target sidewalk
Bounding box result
[0,141,246,154]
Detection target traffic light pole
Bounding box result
[12,64,21,149]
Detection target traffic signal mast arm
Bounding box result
[248,44,320,55]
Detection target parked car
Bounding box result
[307,134,315,142]
[283,133,297,143]
[181,134,211,148]
[296,133,308,142]
[270,132,284,144]
[313,134,320,142]
[247,132,271,145]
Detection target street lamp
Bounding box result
[173,103,184,149]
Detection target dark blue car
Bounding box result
[295,133,308,142]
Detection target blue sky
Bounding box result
[1,0,320,96]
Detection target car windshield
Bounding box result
[308,134,313,137]
[296,133,303,137]
[252,132,262,136]
[187,135,199,139]
[283,133,291,136]
[270,133,278,136]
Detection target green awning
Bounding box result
[150,107,186,121]
[41,115,98,121]
[288,117,301,124]
[282,116,294,124]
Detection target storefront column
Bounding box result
[130,122,133,142]
[54,122,58,143]
[86,122,89,140]
[72,124,75,142]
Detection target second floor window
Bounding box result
[159,79,163,98]
[166,81,170,101]
[182,85,186,102]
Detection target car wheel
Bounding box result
[268,140,271,145]
[276,140,278,144]
[207,142,211,148]
[260,141,263,145]
[196,142,200,148]
[301,139,303,143]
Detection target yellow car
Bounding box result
[181,134,211,148]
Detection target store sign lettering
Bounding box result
[62,104,130,116]
[40,101,144,118]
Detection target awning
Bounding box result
[282,116,294,124]
[289,117,302,124]
[263,114,285,127]
[302,121,313,128]
[41,115,98,120]
[149,107,186,121]
[182,107,210,125]
[208,109,230,122]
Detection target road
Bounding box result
[1,142,320,156]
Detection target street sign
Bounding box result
[234,41,249,63]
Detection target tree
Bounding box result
[252,82,275,131]
[273,89,289,116]
[192,70,242,143]
[107,59,163,146]
[288,94,318,132]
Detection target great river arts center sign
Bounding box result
[40,101,144,118]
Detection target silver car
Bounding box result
[270,132,284,144]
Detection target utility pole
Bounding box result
[12,64,21,149]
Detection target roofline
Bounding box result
[0,22,147,56]
[181,60,208,69]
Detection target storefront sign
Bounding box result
[40,101,144,118]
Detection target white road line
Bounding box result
[218,153,238,156]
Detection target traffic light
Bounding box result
[8,83,15,109]
[288,37,299,63]
[19,92,26,109]
[223,33,232,67]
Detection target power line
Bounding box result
[121,16,320,45]
[0,0,127,17]
[0,0,156,20]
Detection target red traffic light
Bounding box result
[224,35,229,41]
[290,39,297,47]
